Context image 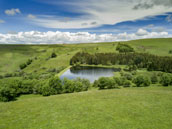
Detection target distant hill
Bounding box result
[0,38,172,75]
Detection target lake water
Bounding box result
[60,66,121,83]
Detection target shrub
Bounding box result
[97,77,109,89]
[41,84,52,96]
[106,78,117,89]
[97,77,117,89]
[123,80,132,87]
[124,73,133,80]
[0,86,17,102]
[0,79,22,102]
[75,78,91,91]
[113,77,123,86]
[116,43,134,53]
[49,77,63,94]
[20,63,27,70]
[160,74,171,86]
[151,73,158,84]
[93,80,98,87]
[19,80,36,94]
[51,52,57,58]
[26,59,32,65]
[169,50,172,54]
[74,80,83,92]
[63,78,75,93]
[133,75,151,87]
[33,80,45,94]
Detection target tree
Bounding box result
[49,77,63,94]
[0,86,17,102]
[51,52,57,58]
[41,84,52,96]
[97,77,117,89]
[160,74,171,86]
[97,77,109,89]
[116,43,134,54]
[0,79,21,102]
[20,63,27,70]
[74,81,83,92]
[63,78,75,93]
[151,73,158,84]
[123,80,132,87]
[133,75,151,87]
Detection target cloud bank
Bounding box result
[0,29,170,44]
[30,0,172,29]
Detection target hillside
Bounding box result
[0,38,172,129]
[0,86,172,129]
[0,38,172,76]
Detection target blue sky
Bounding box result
[0,0,172,44]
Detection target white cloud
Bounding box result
[0,29,171,44]
[0,20,5,23]
[136,29,148,36]
[30,0,172,29]
[27,14,36,19]
[5,8,21,16]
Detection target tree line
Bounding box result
[70,52,172,73]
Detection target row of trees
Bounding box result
[19,59,33,70]
[70,52,172,73]
[0,77,90,102]
[94,73,172,90]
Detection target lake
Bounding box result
[60,66,121,83]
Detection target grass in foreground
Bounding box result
[0,86,172,129]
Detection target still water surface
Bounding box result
[60,66,120,83]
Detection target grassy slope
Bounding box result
[0,38,172,129]
[0,38,172,75]
[0,86,172,129]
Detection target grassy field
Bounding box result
[0,86,172,129]
[0,38,172,129]
[0,38,172,76]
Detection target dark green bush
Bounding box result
[123,80,132,87]
[20,63,27,70]
[19,80,36,94]
[113,77,123,86]
[124,73,133,80]
[0,86,17,102]
[63,78,75,93]
[26,59,32,65]
[93,80,98,87]
[133,75,151,87]
[41,84,52,96]
[116,43,134,53]
[73,80,83,92]
[151,73,158,84]
[160,74,171,86]
[33,80,45,94]
[48,77,63,94]
[75,78,91,91]
[0,79,22,102]
[51,52,57,58]
[97,77,117,89]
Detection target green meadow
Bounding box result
[0,38,172,129]
[0,86,172,129]
[0,38,172,76]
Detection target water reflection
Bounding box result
[60,66,121,83]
